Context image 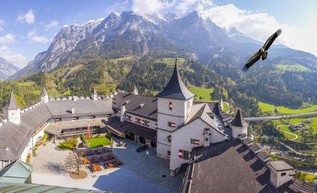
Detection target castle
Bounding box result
[0,59,315,193]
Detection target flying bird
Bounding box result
[243,29,282,71]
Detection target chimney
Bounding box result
[268,161,295,188]
[203,128,211,147]
[71,107,75,114]
[120,105,126,122]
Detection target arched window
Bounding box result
[169,101,172,110]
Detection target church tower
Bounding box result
[156,58,195,159]
[230,109,248,138]
[40,87,49,103]
[91,87,97,101]
[4,92,21,125]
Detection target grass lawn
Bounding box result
[161,58,185,66]
[278,125,302,141]
[188,87,215,102]
[275,64,312,72]
[88,137,111,148]
[17,81,35,86]
[259,101,317,114]
[223,102,229,112]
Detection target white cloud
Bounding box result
[0,33,15,44]
[0,46,29,68]
[17,9,35,24]
[27,30,49,43]
[198,4,317,56]
[132,0,164,15]
[45,20,59,29]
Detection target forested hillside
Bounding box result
[0,57,261,117]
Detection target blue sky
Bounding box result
[0,0,316,68]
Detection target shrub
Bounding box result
[58,138,78,150]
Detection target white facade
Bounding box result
[157,97,193,159]
[6,108,21,125]
[269,166,294,188]
[170,118,226,171]
[231,124,248,139]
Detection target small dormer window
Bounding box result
[169,101,172,110]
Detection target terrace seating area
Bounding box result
[77,147,123,173]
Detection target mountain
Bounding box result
[12,10,317,80]
[0,57,20,80]
[9,10,317,108]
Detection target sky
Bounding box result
[0,0,316,68]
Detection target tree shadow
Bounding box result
[44,161,69,174]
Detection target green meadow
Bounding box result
[259,101,317,114]
[189,87,214,102]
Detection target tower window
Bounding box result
[169,101,172,110]
[168,122,176,128]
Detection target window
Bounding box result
[72,116,79,120]
[281,172,286,176]
[169,101,172,110]
[126,115,132,121]
[179,149,190,160]
[155,122,158,129]
[167,135,171,143]
[90,115,96,119]
[168,122,176,128]
[144,120,150,127]
[55,118,62,122]
[190,138,200,145]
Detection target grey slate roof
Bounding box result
[156,59,194,100]
[182,140,315,193]
[0,182,108,193]
[231,109,248,127]
[45,98,113,118]
[268,160,294,171]
[0,103,51,161]
[257,151,270,162]
[40,87,47,97]
[107,117,157,140]
[45,118,106,136]
[0,161,32,183]
[113,93,157,120]
[5,92,20,110]
[0,98,113,161]
[175,103,224,136]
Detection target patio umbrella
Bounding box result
[86,123,91,139]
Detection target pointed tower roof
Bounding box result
[156,59,194,100]
[93,87,97,95]
[6,92,20,110]
[40,87,48,97]
[231,109,248,127]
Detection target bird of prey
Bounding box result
[243,29,282,71]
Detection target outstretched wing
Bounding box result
[242,50,262,71]
[262,29,282,51]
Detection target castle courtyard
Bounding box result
[30,138,182,193]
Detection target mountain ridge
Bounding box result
[0,57,20,80]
